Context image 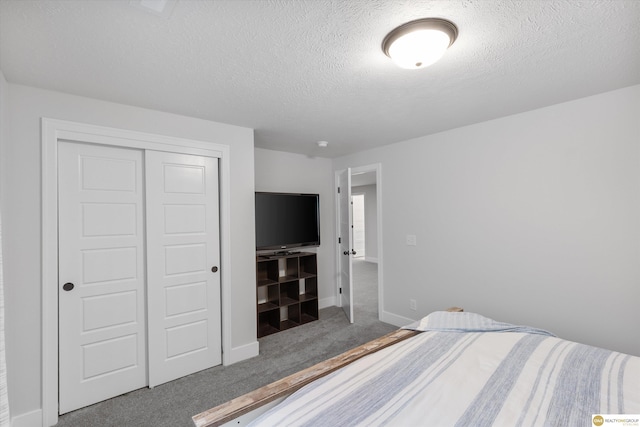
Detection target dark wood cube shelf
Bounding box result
[256,252,319,338]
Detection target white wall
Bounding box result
[0,71,6,202]
[334,85,640,357]
[352,184,377,261]
[254,148,336,308]
[0,71,9,425]
[2,84,257,422]
[0,71,6,227]
[0,71,7,227]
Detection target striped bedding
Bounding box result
[249,312,640,426]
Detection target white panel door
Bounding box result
[338,169,354,323]
[145,151,221,387]
[58,142,147,414]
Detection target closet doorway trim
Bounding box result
[41,118,232,427]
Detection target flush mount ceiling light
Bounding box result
[382,18,458,69]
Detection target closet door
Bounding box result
[58,142,147,414]
[145,151,222,387]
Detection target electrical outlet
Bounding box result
[410,299,417,311]
[406,234,417,246]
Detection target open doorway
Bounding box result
[349,168,380,324]
[351,193,365,259]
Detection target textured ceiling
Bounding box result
[1,0,639,158]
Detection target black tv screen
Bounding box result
[255,192,320,251]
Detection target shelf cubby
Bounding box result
[299,276,317,302]
[280,304,300,330]
[281,257,299,282]
[257,284,279,313]
[301,300,319,324]
[279,281,300,306]
[257,259,279,286]
[258,309,280,337]
[299,254,317,278]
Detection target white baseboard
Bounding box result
[364,256,378,263]
[318,296,336,309]
[12,409,42,427]
[380,310,415,328]
[223,340,259,366]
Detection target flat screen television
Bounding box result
[255,192,320,251]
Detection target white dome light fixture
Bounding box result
[382,18,458,69]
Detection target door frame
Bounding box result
[334,163,383,321]
[41,118,232,426]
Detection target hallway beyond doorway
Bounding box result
[352,258,378,323]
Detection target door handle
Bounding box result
[343,251,349,255]
[211,266,218,273]
[351,250,357,255]
[62,282,74,291]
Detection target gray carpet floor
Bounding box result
[57,259,394,427]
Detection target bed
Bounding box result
[193,310,640,426]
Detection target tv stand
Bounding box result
[256,252,318,338]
